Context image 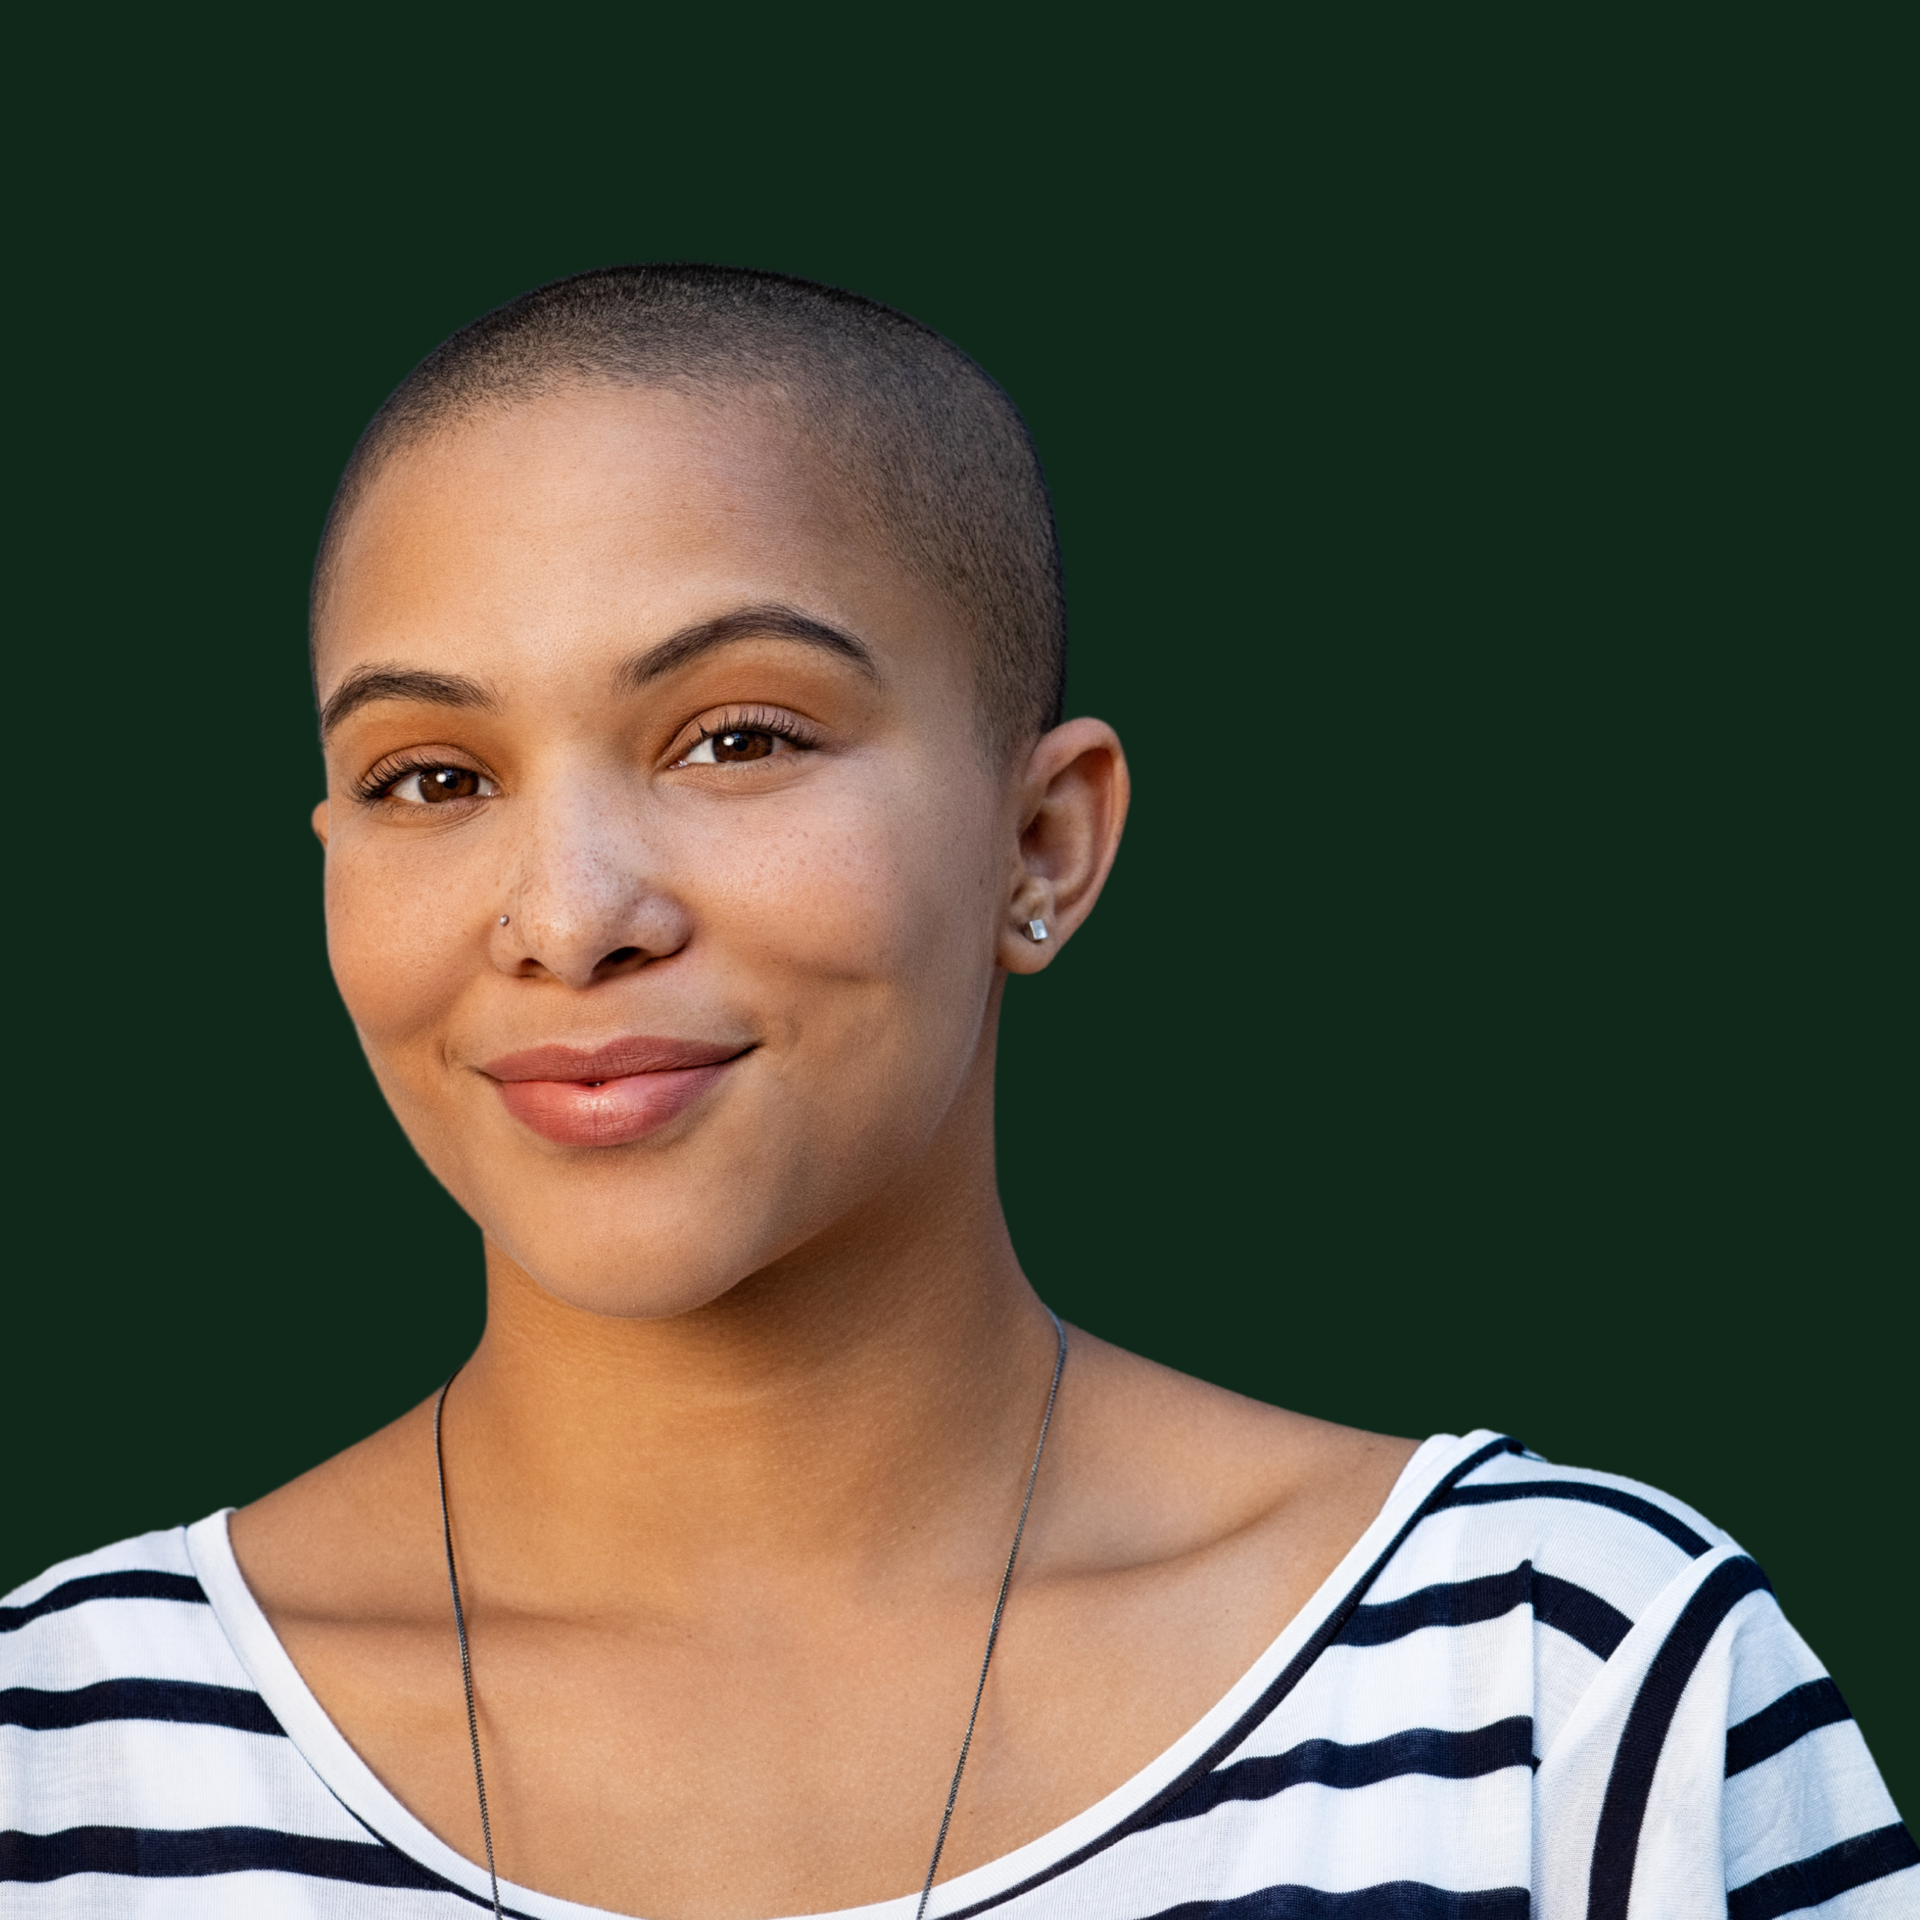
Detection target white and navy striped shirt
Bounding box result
[3,1432,1912,1917]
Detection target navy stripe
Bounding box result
[1147,1718,1534,1828]
[1534,1571,1633,1660]
[0,1679,282,1736]
[1140,1887,1531,1919]
[330,1804,544,1918]
[941,1435,1529,1919]
[1340,1561,1630,1660]
[1435,1480,1711,1557]
[1726,1822,1920,1920]
[1587,1555,1771,1920]
[0,1571,206,1634]
[1725,1677,1852,1778]
[0,1824,449,1889]
[1341,1566,1532,1645]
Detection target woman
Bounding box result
[3,266,1909,1918]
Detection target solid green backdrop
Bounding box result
[9,9,1910,1821]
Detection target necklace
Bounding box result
[433,1310,1068,1920]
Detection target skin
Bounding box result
[232,384,1419,1919]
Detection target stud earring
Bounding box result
[1026,918,1049,942]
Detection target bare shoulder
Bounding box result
[1045,1326,1422,1582]
[229,1395,444,1624]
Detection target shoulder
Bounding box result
[1,1521,283,1829]
[1371,1434,1736,1633]
[1274,1435,1913,1913]
[1417,1445,1920,1914]
[1,1524,237,1688]
[229,1394,446,1629]
[1,1523,466,1905]
[1044,1330,1422,1586]
[1354,1437,1747,1749]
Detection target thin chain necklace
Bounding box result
[433,1311,1067,1920]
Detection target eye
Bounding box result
[381,765,498,805]
[679,727,785,766]
[669,706,821,769]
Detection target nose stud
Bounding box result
[498,915,510,927]
[1026,918,1049,942]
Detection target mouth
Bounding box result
[480,1035,752,1148]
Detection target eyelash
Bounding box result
[354,754,487,804]
[674,706,823,762]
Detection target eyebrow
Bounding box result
[317,605,875,739]
[617,604,878,691]
[319,667,497,739]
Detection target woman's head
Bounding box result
[314,265,1068,757]
[309,270,1127,1321]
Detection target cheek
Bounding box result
[324,841,477,1061]
[709,773,999,1026]
[691,782,1001,1231]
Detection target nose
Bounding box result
[493,788,693,988]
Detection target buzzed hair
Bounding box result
[313,265,1067,750]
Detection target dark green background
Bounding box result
[11,11,1911,1819]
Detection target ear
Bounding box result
[311,799,330,848]
[998,717,1130,974]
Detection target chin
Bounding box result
[512,1254,758,1322]
[472,1197,765,1320]
[471,1159,853,1324]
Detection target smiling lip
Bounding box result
[481,1036,749,1148]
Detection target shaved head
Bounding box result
[313,265,1067,752]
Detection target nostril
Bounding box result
[595,946,647,976]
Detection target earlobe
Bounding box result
[311,800,330,848]
[997,716,1129,975]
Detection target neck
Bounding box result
[440,1101,1062,1607]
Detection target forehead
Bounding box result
[314,386,968,693]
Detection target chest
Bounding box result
[275,1556,1315,1918]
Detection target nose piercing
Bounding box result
[1026,918,1049,942]
[498,915,510,926]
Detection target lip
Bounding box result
[481,1035,750,1148]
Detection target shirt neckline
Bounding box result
[187,1428,1490,1920]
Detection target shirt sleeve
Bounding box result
[1535,1546,1917,1919]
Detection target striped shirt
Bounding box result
[2,1431,1912,1917]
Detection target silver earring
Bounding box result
[498,915,510,926]
[1026,918,1049,942]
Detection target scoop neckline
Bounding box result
[187,1428,1487,1920]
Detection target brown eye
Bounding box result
[713,729,774,762]
[677,718,807,767]
[377,764,496,805]
[418,766,483,801]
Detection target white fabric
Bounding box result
[2,1431,1910,1918]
